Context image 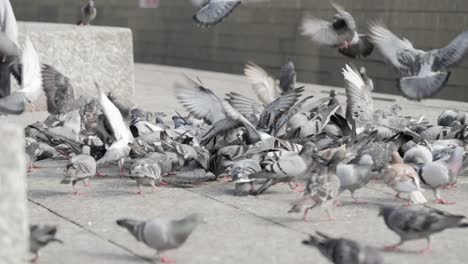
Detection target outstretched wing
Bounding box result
[193,0,241,27]
[175,76,226,125]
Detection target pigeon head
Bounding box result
[358,154,374,166]
[378,205,395,218]
[329,89,337,97]
[300,142,317,156]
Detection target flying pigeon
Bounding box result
[0,0,19,98]
[191,0,241,27]
[369,23,468,100]
[301,3,374,58]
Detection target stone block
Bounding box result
[16,21,134,111]
[0,123,28,264]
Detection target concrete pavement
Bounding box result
[24,63,468,263]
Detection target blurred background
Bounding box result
[11,0,468,101]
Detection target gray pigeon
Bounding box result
[301,3,374,58]
[60,145,96,195]
[369,23,468,100]
[336,154,374,205]
[128,157,162,195]
[0,36,42,115]
[25,139,43,172]
[420,146,464,204]
[116,214,203,263]
[29,224,63,262]
[302,232,383,264]
[379,205,468,254]
[41,64,91,115]
[191,0,241,27]
[78,0,97,25]
[0,0,19,99]
[289,145,348,221]
[438,109,459,127]
[249,142,317,195]
[279,59,296,93]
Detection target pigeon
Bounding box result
[336,154,374,205]
[78,0,97,25]
[0,0,19,98]
[29,224,63,262]
[369,23,468,100]
[382,151,427,205]
[438,109,460,127]
[47,110,82,142]
[342,64,374,129]
[60,145,96,195]
[95,83,133,176]
[379,205,468,254]
[301,3,374,58]
[191,0,241,27]
[41,64,91,115]
[175,76,263,145]
[302,232,384,264]
[420,146,464,204]
[248,142,317,195]
[116,214,203,263]
[25,138,43,172]
[289,145,347,221]
[403,145,433,165]
[128,157,162,195]
[0,36,42,115]
[278,59,296,93]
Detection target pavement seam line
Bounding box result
[181,188,312,236]
[28,198,153,263]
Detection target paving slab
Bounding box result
[20,63,468,264]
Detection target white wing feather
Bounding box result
[244,62,280,105]
[98,90,133,143]
[20,36,42,102]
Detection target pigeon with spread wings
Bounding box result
[369,23,468,100]
[301,3,374,58]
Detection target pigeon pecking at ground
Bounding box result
[302,231,384,264]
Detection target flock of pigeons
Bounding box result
[1,0,468,264]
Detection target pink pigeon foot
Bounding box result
[444,184,457,190]
[435,198,455,205]
[418,245,432,254]
[335,200,343,207]
[160,256,175,264]
[383,245,401,252]
[95,172,107,177]
[353,200,368,205]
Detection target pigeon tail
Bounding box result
[410,190,427,204]
[116,218,140,231]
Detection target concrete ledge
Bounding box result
[17,22,135,111]
[0,123,28,263]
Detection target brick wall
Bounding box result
[11,0,468,101]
